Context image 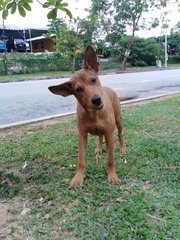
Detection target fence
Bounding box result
[0,53,83,75]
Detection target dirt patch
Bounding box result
[0,198,34,239]
[0,202,8,227]
[0,114,76,140]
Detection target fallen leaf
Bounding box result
[143,180,152,190]
[21,207,30,216]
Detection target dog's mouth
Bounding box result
[93,102,104,110]
[91,95,104,110]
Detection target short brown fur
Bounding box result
[49,46,128,188]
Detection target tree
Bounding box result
[75,15,99,51]
[89,0,115,40]
[89,0,171,70]
[168,21,180,55]
[172,21,180,33]
[0,0,72,20]
[129,37,161,66]
[112,0,171,70]
[168,33,180,55]
[47,18,83,72]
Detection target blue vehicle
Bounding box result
[0,40,7,52]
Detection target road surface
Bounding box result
[0,69,180,127]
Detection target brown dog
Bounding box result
[49,46,129,188]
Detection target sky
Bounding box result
[1,0,91,29]
[0,0,179,38]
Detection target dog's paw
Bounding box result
[120,146,128,154]
[108,172,120,185]
[70,174,84,189]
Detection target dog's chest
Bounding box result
[81,115,115,136]
[87,125,107,135]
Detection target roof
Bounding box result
[0,28,48,40]
[26,34,55,42]
[0,25,48,31]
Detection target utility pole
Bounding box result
[164,26,168,68]
[162,11,169,68]
[29,29,33,53]
[2,18,8,75]
[23,29,27,52]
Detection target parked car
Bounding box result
[14,39,26,52]
[0,40,7,52]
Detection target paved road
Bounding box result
[0,69,180,126]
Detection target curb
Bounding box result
[0,91,179,130]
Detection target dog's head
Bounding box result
[49,46,104,110]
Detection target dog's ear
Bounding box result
[48,81,73,97]
[84,46,99,73]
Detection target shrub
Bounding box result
[129,37,160,66]
[0,52,83,75]
[133,60,148,67]
[168,55,180,64]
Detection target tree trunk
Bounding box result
[120,21,136,70]
[121,55,128,70]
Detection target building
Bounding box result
[26,35,56,53]
[0,27,48,52]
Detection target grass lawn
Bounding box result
[0,71,71,83]
[0,96,179,239]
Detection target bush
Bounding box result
[168,55,180,64]
[0,52,83,75]
[74,52,83,70]
[6,52,70,74]
[133,60,148,67]
[107,36,162,67]
[129,37,160,66]
[100,61,120,70]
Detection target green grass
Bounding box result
[0,71,71,82]
[0,96,179,239]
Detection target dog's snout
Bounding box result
[91,95,102,105]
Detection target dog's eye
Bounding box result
[91,78,96,84]
[76,87,83,93]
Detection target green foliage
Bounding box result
[0,52,70,74]
[0,51,83,75]
[0,171,23,198]
[47,19,83,72]
[105,36,161,66]
[0,0,72,20]
[90,0,170,69]
[76,15,99,49]
[168,32,180,56]
[44,0,72,19]
[130,37,160,66]
[168,55,180,64]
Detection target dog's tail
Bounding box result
[119,95,138,102]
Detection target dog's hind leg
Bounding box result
[116,116,127,154]
[113,98,127,154]
[95,135,103,163]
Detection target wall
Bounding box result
[31,38,55,53]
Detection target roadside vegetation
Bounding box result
[0,95,179,239]
[0,63,180,83]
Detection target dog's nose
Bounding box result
[91,95,102,105]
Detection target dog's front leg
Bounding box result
[70,132,87,188]
[105,133,120,185]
